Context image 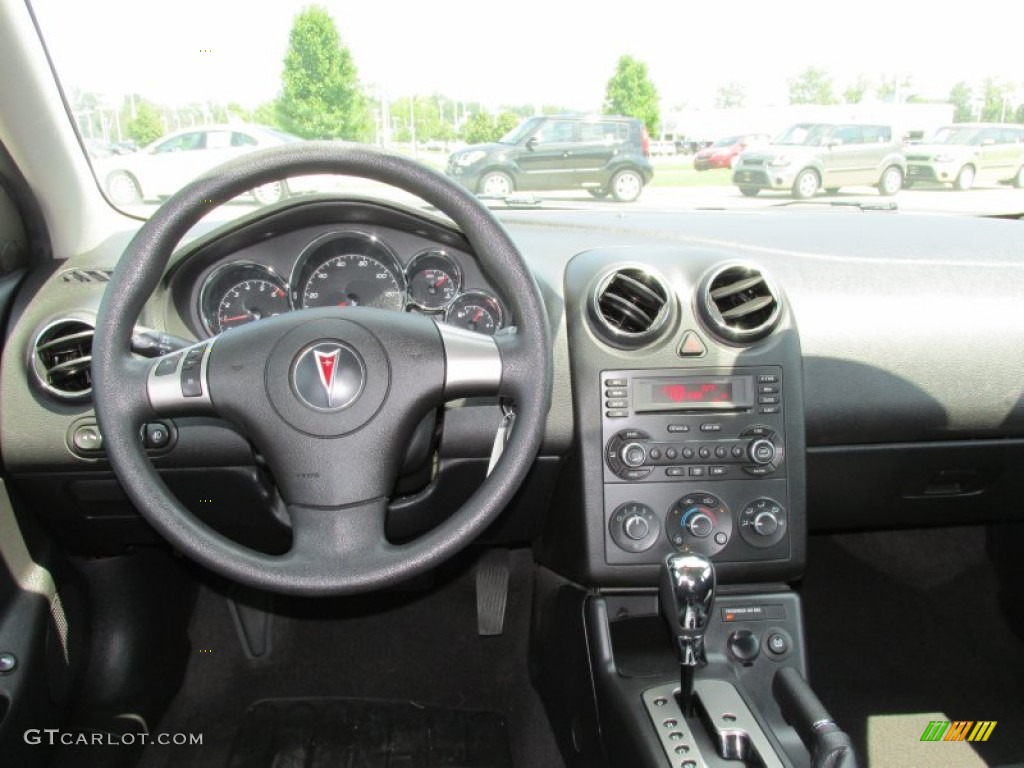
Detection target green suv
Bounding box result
[446,115,654,202]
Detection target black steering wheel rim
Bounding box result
[92,143,552,595]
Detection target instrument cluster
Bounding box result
[197,229,505,337]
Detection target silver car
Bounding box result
[733,123,907,199]
[905,123,1024,190]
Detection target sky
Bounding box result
[31,0,1024,114]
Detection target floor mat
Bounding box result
[227,698,512,768]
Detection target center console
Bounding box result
[531,247,855,768]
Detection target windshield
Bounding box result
[30,0,1024,217]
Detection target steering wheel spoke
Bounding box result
[436,321,503,398]
[285,498,390,568]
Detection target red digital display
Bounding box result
[658,382,734,403]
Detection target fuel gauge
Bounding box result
[445,291,504,336]
[406,249,461,310]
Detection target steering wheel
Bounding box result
[92,143,552,596]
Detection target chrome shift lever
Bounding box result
[659,552,716,715]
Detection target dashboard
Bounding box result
[4,195,1024,587]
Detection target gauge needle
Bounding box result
[472,309,483,324]
[221,314,250,323]
[434,275,448,288]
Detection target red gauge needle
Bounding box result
[434,275,449,288]
[472,309,483,323]
[337,300,348,307]
[221,314,250,323]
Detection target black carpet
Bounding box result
[800,525,1024,767]
[138,549,562,768]
[226,698,511,767]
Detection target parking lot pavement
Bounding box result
[130,181,1024,221]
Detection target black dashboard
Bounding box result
[4,196,1024,586]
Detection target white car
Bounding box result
[94,124,321,206]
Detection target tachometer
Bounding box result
[293,231,405,311]
[199,262,290,335]
[445,291,504,336]
[406,249,461,310]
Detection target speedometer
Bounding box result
[292,231,406,311]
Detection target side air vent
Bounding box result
[60,268,112,284]
[32,319,95,400]
[590,267,674,348]
[700,264,781,343]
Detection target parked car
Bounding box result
[94,124,319,206]
[446,115,654,202]
[904,123,1024,190]
[83,138,135,160]
[733,122,906,198]
[693,133,770,170]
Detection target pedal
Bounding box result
[228,587,274,659]
[476,549,511,636]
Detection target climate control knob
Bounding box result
[753,510,779,537]
[620,442,647,468]
[609,502,659,553]
[624,514,651,541]
[748,438,776,466]
[738,497,787,548]
[686,513,714,538]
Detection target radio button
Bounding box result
[606,410,628,418]
[618,429,650,441]
[744,466,772,477]
[709,466,727,477]
[605,399,628,409]
[757,374,779,384]
[666,467,685,477]
[688,466,706,477]
[759,406,781,415]
[758,396,779,405]
[682,447,694,459]
[648,448,662,460]
[698,447,711,459]
[621,443,647,468]
[715,446,728,459]
[758,385,779,394]
[621,468,652,481]
[605,388,627,398]
[665,448,678,460]
[604,378,627,387]
[700,423,722,432]
[731,445,745,459]
[749,439,776,465]
[667,424,690,434]
[740,426,773,438]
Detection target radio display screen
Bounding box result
[634,375,753,412]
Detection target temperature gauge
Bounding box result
[445,291,504,336]
[406,249,461,310]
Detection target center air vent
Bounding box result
[590,267,674,348]
[700,264,781,343]
[32,319,95,400]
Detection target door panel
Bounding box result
[513,120,578,190]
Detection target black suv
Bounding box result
[447,115,654,202]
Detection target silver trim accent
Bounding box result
[588,265,674,349]
[643,680,785,768]
[699,262,782,344]
[405,248,463,311]
[30,315,96,402]
[147,337,217,415]
[435,321,502,398]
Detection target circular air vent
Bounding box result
[31,319,95,400]
[699,264,781,343]
[589,267,674,349]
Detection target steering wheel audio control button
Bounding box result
[155,353,181,376]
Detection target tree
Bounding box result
[277,5,371,141]
[843,76,871,105]
[980,77,1013,122]
[460,111,519,144]
[715,81,746,109]
[603,55,660,135]
[948,82,974,123]
[127,102,164,146]
[788,67,838,105]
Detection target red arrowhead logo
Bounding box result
[313,348,340,406]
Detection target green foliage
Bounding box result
[876,74,912,103]
[980,77,1013,122]
[948,82,974,122]
[788,67,838,105]
[388,95,456,143]
[127,102,164,146]
[603,55,660,134]
[715,81,746,109]
[277,5,371,141]
[843,76,871,105]
[459,111,519,144]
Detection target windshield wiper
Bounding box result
[772,200,898,212]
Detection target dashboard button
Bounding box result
[665,448,678,460]
[155,354,180,376]
[682,447,694,459]
[767,633,789,655]
[606,410,628,418]
[700,423,722,433]
[667,424,689,434]
[666,467,685,477]
[677,331,706,357]
[144,422,172,449]
[621,468,652,481]
[740,426,773,437]
[605,399,628,409]
[181,371,203,398]
[715,446,728,458]
[605,388,627,398]
[758,374,779,383]
[72,424,103,453]
[648,448,662,460]
[698,447,711,459]
[731,445,745,458]
[688,466,705,477]
[605,378,627,387]
[759,406,781,414]
[758,396,779,405]
[618,429,650,441]
[758,385,779,394]
[709,466,727,477]
[744,466,771,477]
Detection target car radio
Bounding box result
[601,367,792,565]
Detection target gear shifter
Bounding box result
[660,552,716,716]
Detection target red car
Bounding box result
[693,133,770,170]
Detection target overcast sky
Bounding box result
[33,0,1023,112]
